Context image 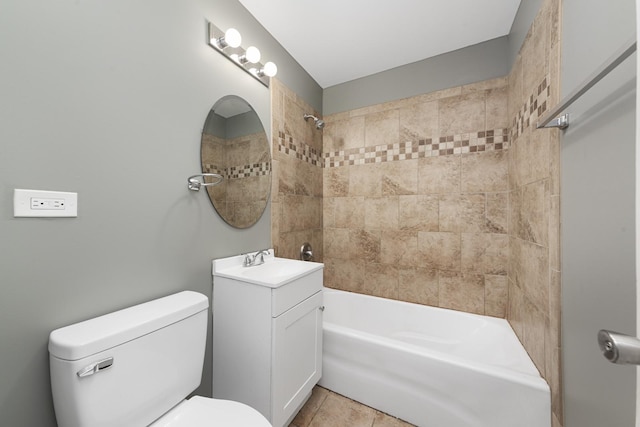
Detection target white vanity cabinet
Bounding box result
[211,254,323,427]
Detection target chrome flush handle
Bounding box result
[77,357,114,378]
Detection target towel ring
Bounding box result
[187,173,223,191]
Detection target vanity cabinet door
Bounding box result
[271,290,323,427]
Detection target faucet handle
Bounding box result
[256,249,270,263]
[243,253,253,267]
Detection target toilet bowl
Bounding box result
[48,291,271,427]
[150,396,270,426]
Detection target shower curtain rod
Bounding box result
[537,36,637,130]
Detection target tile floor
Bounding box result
[289,386,415,427]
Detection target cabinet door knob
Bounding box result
[319,306,325,311]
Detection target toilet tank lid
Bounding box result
[49,291,209,361]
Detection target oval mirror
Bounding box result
[201,95,271,228]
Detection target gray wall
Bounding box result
[323,36,510,115]
[203,112,227,138]
[203,110,265,139]
[561,0,637,426]
[0,1,320,426]
[226,110,265,138]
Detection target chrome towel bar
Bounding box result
[537,36,637,130]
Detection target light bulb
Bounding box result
[262,61,277,77]
[224,28,242,48]
[244,46,261,64]
[214,27,242,49]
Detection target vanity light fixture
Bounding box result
[240,46,261,64]
[249,62,277,78]
[257,62,278,77]
[212,27,242,49]
[207,21,277,87]
[230,46,261,65]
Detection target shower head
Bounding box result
[304,113,325,130]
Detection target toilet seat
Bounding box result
[150,396,272,427]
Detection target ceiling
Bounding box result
[238,0,522,88]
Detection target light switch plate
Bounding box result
[14,189,78,217]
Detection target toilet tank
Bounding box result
[48,291,209,427]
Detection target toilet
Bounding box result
[48,291,271,427]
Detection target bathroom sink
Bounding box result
[212,251,323,288]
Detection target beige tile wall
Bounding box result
[271,79,324,261]
[507,0,562,425]
[323,77,511,317]
[271,0,562,422]
[201,132,270,228]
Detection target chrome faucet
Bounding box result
[243,249,270,267]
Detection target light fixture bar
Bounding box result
[207,21,276,88]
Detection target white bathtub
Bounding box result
[318,288,550,427]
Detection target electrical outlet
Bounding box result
[31,198,66,210]
[14,189,77,217]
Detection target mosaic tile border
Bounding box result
[273,77,554,169]
[511,74,551,141]
[324,129,509,168]
[277,131,323,166]
[203,163,224,176]
[228,162,271,179]
[202,162,270,180]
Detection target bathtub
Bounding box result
[318,288,550,427]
